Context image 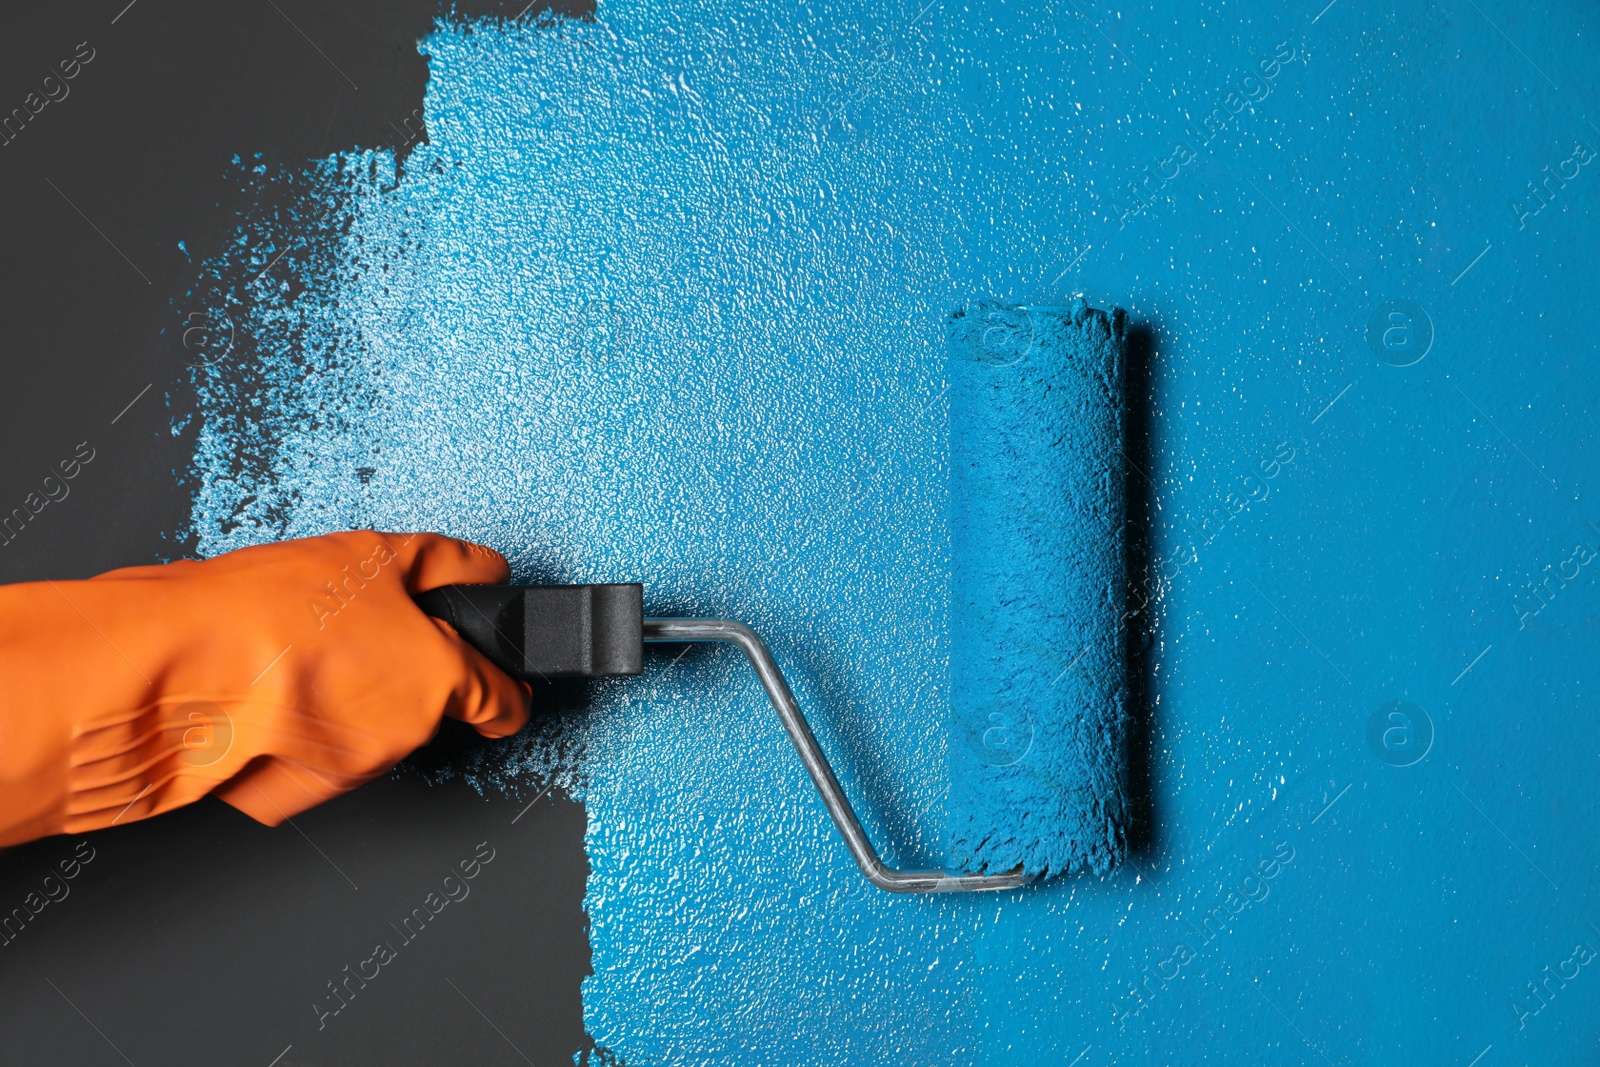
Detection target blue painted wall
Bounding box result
[186,2,1600,1062]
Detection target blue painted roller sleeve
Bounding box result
[948,298,1129,877]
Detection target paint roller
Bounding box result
[416,297,1129,891]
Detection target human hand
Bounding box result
[0,532,529,847]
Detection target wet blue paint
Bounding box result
[185,1,1600,1062]
[948,299,1128,878]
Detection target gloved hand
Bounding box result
[0,532,529,848]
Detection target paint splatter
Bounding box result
[184,152,394,547]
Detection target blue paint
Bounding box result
[184,1,1600,1062]
[948,298,1127,878]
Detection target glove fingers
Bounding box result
[399,534,528,738]
[438,629,532,739]
[388,532,512,594]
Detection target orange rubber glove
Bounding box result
[0,532,530,848]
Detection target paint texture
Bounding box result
[182,1,1600,1062]
[948,298,1127,877]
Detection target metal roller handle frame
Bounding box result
[644,617,1031,894]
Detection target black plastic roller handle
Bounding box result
[415,583,644,680]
